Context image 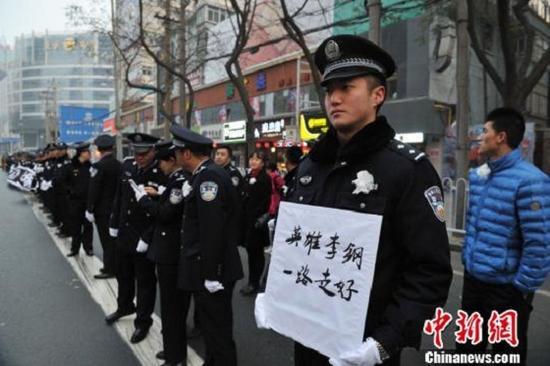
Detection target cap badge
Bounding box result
[135,135,142,143]
[325,40,341,61]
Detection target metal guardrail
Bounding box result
[442,177,469,236]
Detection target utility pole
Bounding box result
[455,0,470,228]
[367,0,381,45]
[111,0,123,159]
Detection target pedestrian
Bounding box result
[241,150,272,296]
[106,133,166,344]
[283,146,303,200]
[66,141,93,257]
[86,134,121,279]
[457,107,550,365]
[266,161,285,217]
[257,34,452,366]
[171,124,243,366]
[134,141,191,366]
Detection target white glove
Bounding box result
[136,239,149,253]
[254,293,270,329]
[204,280,224,293]
[129,179,147,201]
[157,185,167,195]
[85,210,95,223]
[329,338,382,366]
[40,180,52,191]
[109,228,118,238]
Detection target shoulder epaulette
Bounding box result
[388,139,426,162]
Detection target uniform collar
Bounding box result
[487,148,521,173]
[193,158,210,175]
[169,167,183,178]
[309,115,396,163]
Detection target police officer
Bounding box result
[257,35,452,366]
[106,133,166,344]
[283,145,303,200]
[86,134,121,279]
[135,141,191,366]
[171,125,243,366]
[66,141,93,257]
[52,142,72,237]
[214,144,244,195]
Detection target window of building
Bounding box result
[208,6,219,22]
[22,104,42,113]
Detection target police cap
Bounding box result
[169,124,213,149]
[72,141,91,152]
[314,34,396,86]
[125,133,160,153]
[94,134,116,150]
[154,140,176,161]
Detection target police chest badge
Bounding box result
[169,188,183,204]
[231,176,240,187]
[424,186,445,222]
[89,167,98,178]
[200,181,218,202]
[352,170,378,195]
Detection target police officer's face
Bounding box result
[79,150,91,162]
[478,121,506,157]
[324,76,385,134]
[214,148,231,166]
[159,157,176,175]
[134,148,155,168]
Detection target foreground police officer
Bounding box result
[276,35,452,365]
[66,141,93,257]
[86,134,121,279]
[106,133,166,344]
[171,125,243,366]
[135,141,191,366]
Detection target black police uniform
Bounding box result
[52,147,72,234]
[66,146,93,255]
[171,125,243,366]
[290,35,452,365]
[88,135,121,275]
[224,163,244,196]
[139,162,191,364]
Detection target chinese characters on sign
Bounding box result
[262,202,383,359]
[423,307,519,349]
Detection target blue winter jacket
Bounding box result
[463,149,550,293]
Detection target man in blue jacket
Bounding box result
[459,107,550,364]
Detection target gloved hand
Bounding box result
[109,228,118,238]
[136,239,149,253]
[204,280,225,293]
[129,179,147,201]
[85,210,95,223]
[157,185,167,195]
[254,293,270,329]
[329,338,382,366]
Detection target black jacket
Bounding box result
[66,157,91,201]
[87,153,122,216]
[177,159,243,291]
[139,169,189,265]
[242,168,272,247]
[110,158,167,253]
[289,116,452,357]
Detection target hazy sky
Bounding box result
[0,0,97,45]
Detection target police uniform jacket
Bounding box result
[66,157,91,202]
[178,159,243,291]
[87,153,122,216]
[52,156,71,195]
[139,169,189,265]
[224,164,244,196]
[242,168,272,247]
[110,158,167,253]
[289,116,452,356]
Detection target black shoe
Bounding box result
[47,222,59,228]
[85,250,94,256]
[66,251,78,257]
[99,267,106,273]
[56,231,70,238]
[105,308,135,325]
[94,273,115,279]
[240,284,259,296]
[160,362,183,366]
[156,351,166,360]
[130,327,149,343]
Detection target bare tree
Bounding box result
[467,0,550,111]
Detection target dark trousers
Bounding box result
[194,283,237,366]
[116,247,157,329]
[70,200,93,253]
[294,342,401,366]
[158,264,191,363]
[246,243,265,287]
[456,271,534,365]
[95,214,116,274]
[54,193,70,232]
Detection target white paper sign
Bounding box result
[263,201,383,359]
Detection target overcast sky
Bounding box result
[0,0,99,46]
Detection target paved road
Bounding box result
[1,170,549,365]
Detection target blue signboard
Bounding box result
[58,106,109,143]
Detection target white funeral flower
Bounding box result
[352,170,378,195]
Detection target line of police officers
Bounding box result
[32,127,246,366]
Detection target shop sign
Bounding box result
[300,112,329,141]
[200,124,223,143]
[223,120,247,143]
[255,118,285,139]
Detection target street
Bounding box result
[1,171,549,366]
